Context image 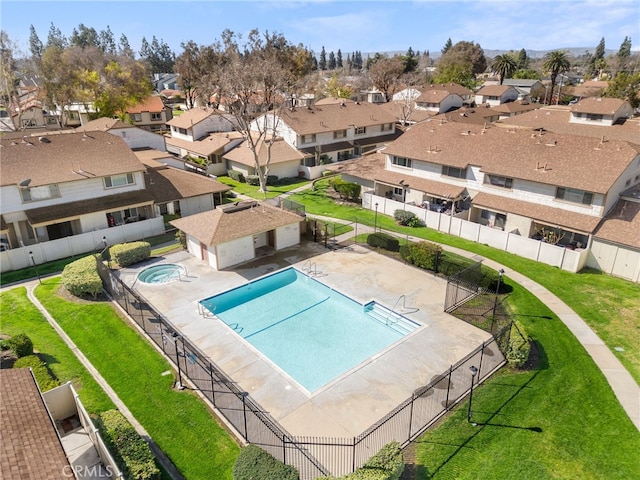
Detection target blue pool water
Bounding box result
[200,268,419,392]
[138,264,186,284]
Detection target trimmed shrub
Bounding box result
[246,175,260,186]
[97,410,160,480]
[6,333,33,358]
[110,242,151,268]
[317,441,404,480]
[393,209,415,226]
[267,175,278,186]
[232,444,299,480]
[407,242,442,271]
[14,355,60,391]
[367,233,400,252]
[507,321,531,368]
[227,170,245,182]
[61,255,103,298]
[335,182,361,202]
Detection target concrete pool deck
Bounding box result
[117,242,492,438]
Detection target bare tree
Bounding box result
[368,56,405,101]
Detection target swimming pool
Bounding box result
[199,267,419,392]
[138,264,186,284]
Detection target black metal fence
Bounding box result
[96,258,507,479]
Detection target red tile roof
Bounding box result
[127,96,166,114]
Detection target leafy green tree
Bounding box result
[118,34,134,59]
[513,69,541,80]
[542,50,570,104]
[98,26,116,55]
[319,46,327,70]
[46,22,67,49]
[368,55,404,101]
[617,36,632,73]
[441,38,452,55]
[403,46,418,73]
[70,24,99,48]
[29,25,43,60]
[604,72,640,108]
[589,37,605,77]
[93,60,152,118]
[328,51,336,70]
[336,49,343,68]
[326,74,351,98]
[492,54,517,84]
[434,63,476,89]
[438,40,486,81]
[517,48,529,69]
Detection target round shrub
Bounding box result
[61,255,103,298]
[407,241,442,271]
[233,445,299,480]
[367,232,400,252]
[14,354,60,391]
[7,333,34,358]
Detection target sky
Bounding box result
[2,0,639,58]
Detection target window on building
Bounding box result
[392,156,412,168]
[151,112,162,121]
[381,123,393,131]
[334,129,346,139]
[20,184,60,203]
[337,150,352,161]
[46,116,58,125]
[131,113,142,122]
[104,173,135,188]
[586,114,603,121]
[442,165,467,179]
[355,126,366,135]
[484,174,513,189]
[22,119,37,127]
[301,134,316,144]
[555,187,593,205]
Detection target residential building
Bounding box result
[568,97,633,127]
[166,107,236,143]
[171,200,303,270]
[502,79,544,96]
[126,96,173,133]
[253,101,400,178]
[423,83,475,104]
[77,117,167,151]
[135,151,231,217]
[489,100,539,120]
[0,131,164,272]
[474,85,519,107]
[392,88,422,102]
[223,135,308,180]
[414,89,464,113]
[166,131,244,177]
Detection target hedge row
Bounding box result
[400,241,443,271]
[110,241,151,268]
[329,178,361,202]
[232,445,298,480]
[5,333,34,358]
[14,354,60,391]
[318,441,404,480]
[97,410,160,480]
[367,232,399,252]
[61,255,103,298]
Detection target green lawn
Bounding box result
[413,281,640,479]
[217,175,310,200]
[33,278,240,480]
[291,179,640,384]
[0,287,114,413]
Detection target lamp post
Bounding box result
[374,202,379,233]
[28,251,41,284]
[467,365,478,425]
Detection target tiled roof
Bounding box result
[472,192,602,233]
[503,79,542,87]
[496,107,640,145]
[170,201,303,246]
[593,198,640,249]
[315,97,356,106]
[167,107,222,129]
[25,190,154,226]
[76,117,133,132]
[490,101,539,114]
[375,102,434,123]
[127,96,166,114]
[166,131,243,156]
[325,153,465,199]
[475,85,515,96]
[143,165,230,203]
[415,90,454,104]
[423,83,474,97]
[570,97,626,115]
[0,131,145,188]
[0,369,72,479]
[436,106,497,125]
[224,136,306,166]
[278,102,398,135]
[383,119,639,194]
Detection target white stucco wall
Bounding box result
[112,128,166,151]
[180,195,215,217]
[216,236,254,270]
[275,223,300,250]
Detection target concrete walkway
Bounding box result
[309,214,640,431]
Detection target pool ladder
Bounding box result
[386,295,419,325]
[301,260,322,277]
[228,323,244,333]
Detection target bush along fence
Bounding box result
[96,259,508,480]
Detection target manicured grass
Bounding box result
[291,179,640,384]
[34,278,240,480]
[0,287,114,413]
[413,282,640,479]
[217,175,310,200]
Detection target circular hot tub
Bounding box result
[137,264,186,284]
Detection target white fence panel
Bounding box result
[459,221,480,243]
[538,242,566,268]
[477,226,508,250]
[506,234,541,261]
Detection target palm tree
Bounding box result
[492,54,516,85]
[542,50,570,104]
